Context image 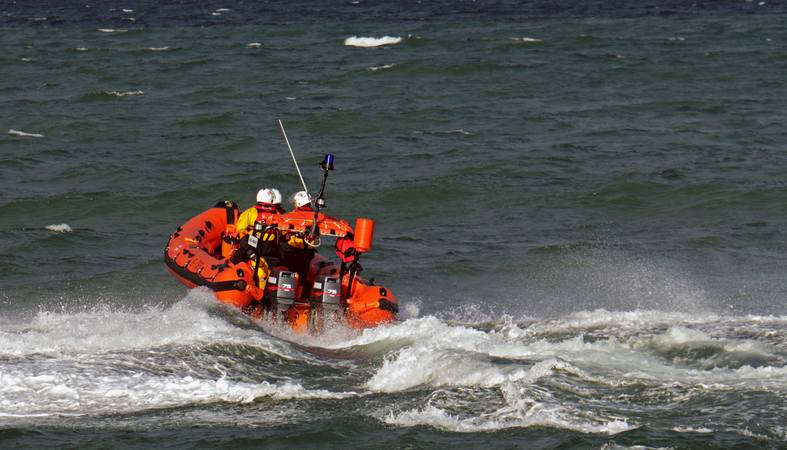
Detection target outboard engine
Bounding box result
[308,275,343,332]
[264,270,298,322]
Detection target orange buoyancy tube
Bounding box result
[344,277,398,329]
[165,202,261,308]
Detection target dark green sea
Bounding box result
[1,1,786,448]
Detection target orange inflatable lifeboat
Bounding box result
[164,200,398,332]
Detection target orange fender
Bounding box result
[345,279,398,329]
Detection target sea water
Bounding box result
[1,1,786,448]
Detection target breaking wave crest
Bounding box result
[383,402,634,435]
[0,290,289,356]
[1,291,785,437]
[344,36,402,48]
[0,371,353,418]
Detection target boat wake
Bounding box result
[1,290,785,441]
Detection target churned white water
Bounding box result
[8,129,44,138]
[44,223,72,233]
[344,36,402,48]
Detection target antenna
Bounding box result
[278,119,310,197]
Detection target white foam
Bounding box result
[148,46,169,51]
[344,36,402,48]
[326,316,463,349]
[97,29,127,33]
[75,47,88,52]
[383,402,634,434]
[0,290,357,417]
[45,224,72,233]
[513,37,542,43]
[343,313,787,396]
[8,129,44,138]
[356,317,573,392]
[246,42,262,48]
[400,298,420,318]
[105,90,144,97]
[513,309,718,338]
[368,63,397,71]
[364,333,584,393]
[673,426,713,433]
[0,289,296,359]
[122,8,133,13]
[0,369,353,417]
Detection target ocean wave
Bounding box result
[382,402,634,434]
[344,36,402,48]
[0,370,354,417]
[80,90,146,100]
[366,345,581,392]
[368,63,397,71]
[0,289,294,358]
[8,129,44,138]
[105,90,144,97]
[640,326,782,369]
[427,129,473,136]
[512,37,542,43]
[45,223,72,233]
[345,313,787,395]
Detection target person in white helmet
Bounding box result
[290,190,313,212]
[280,190,316,284]
[236,188,283,237]
[230,187,284,288]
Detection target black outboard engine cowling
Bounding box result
[264,270,298,321]
[308,275,343,332]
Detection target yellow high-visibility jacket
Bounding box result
[236,206,277,238]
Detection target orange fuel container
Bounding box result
[353,218,375,253]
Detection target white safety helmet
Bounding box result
[291,190,311,209]
[270,188,282,205]
[256,187,282,204]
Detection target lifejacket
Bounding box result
[236,203,279,237]
[232,203,283,264]
[238,204,279,289]
[335,234,357,263]
[255,203,279,219]
[245,204,280,259]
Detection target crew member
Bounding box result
[236,188,283,238]
[231,188,284,288]
[281,190,317,284]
